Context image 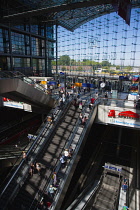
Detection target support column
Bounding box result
[136,189,140,210]
[116,127,122,157]
[56,24,58,74]
[44,23,48,76]
[8,27,13,71]
[136,140,140,189]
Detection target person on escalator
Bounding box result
[79,101,83,111]
[36,162,41,175]
[51,113,54,125]
[22,151,27,159]
[48,185,57,199]
[122,203,129,209]
[68,146,73,157]
[122,183,128,192]
[52,172,57,186]
[60,155,66,168]
[81,116,88,126]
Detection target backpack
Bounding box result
[122,206,128,210]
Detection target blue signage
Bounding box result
[82,83,94,88]
[104,163,122,172]
[60,72,65,75]
[119,76,124,80]
[48,81,56,85]
[28,134,37,140]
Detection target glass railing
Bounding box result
[98,95,139,110]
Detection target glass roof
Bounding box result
[53,4,114,31]
[1,0,140,31]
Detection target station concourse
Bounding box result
[1,0,140,209]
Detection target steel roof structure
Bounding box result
[1,0,140,31]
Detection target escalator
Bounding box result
[0,93,99,210]
[0,71,56,112]
[9,102,82,210]
[64,121,139,210]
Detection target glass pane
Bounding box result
[11,32,25,55]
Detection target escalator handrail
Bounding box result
[50,100,100,209]
[66,143,104,210]
[0,98,73,202]
[29,95,96,209]
[81,175,104,210]
[29,99,83,209]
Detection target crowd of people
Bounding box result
[27,148,73,209]
[36,88,94,209]
[37,147,74,209]
[22,87,96,209]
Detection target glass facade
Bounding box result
[13,57,30,68]
[31,25,39,35]
[48,41,54,58]
[0,28,10,53]
[46,25,54,39]
[13,57,32,75]
[32,37,45,56]
[14,24,25,31]
[0,22,55,76]
[32,58,45,76]
[11,32,26,55]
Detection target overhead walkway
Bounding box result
[0,92,98,210]
[0,71,56,112]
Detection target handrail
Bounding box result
[114,178,123,210]
[0,70,60,102]
[0,99,73,206]
[81,175,104,210]
[0,92,98,209]
[66,142,104,210]
[0,118,53,197]
[27,95,92,209]
[0,94,93,194]
[0,71,47,93]
[50,100,100,210]
[29,99,78,209]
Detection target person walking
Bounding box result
[95,92,98,99]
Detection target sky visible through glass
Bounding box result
[56,8,140,67]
